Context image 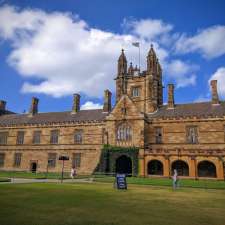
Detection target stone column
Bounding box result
[189,156,197,179]
[167,84,174,109]
[72,94,80,113]
[103,90,112,112]
[29,97,39,116]
[164,155,170,177]
[0,100,6,111]
[138,149,145,177]
[210,80,219,105]
[217,158,224,180]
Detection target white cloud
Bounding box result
[175,26,225,59]
[0,5,171,98]
[122,18,173,42]
[165,60,198,88]
[194,95,210,103]
[81,101,102,110]
[0,5,210,99]
[208,67,225,97]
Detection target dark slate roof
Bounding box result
[148,101,225,119]
[0,109,15,116]
[0,109,107,126]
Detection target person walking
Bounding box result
[172,169,178,190]
[70,167,76,179]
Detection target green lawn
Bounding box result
[0,170,70,179]
[94,176,225,189]
[0,171,225,189]
[0,183,225,225]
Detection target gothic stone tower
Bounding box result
[115,45,163,113]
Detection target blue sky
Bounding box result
[0,0,225,113]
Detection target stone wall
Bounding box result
[0,122,104,174]
[142,118,225,180]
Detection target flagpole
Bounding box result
[132,42,141,74]
[139,44,140,74]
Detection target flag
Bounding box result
[132,42,140,47]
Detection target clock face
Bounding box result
[134,70,139,76]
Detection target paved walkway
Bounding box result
[0,177,94,184]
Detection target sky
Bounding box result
[0,0,225,113]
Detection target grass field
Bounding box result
[0,171,225,189]
[0,182,225,225]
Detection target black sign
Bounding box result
[116,174,127,189]
[58,155,69,161]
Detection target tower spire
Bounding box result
[117,49,127,77]
[147,44,157,73]
[128,62,134,76]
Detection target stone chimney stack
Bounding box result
[210,80,219,105]
[167,84,175,109]
[72,94,80,113]
[29,97,39,116]
[103,89,112,112]
[0,100,6,111]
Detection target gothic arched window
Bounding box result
[186,126,198,144]
[117,123,132,141]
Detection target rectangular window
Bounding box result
[186,126,198,144]
[74,130,83,144]
[132,87,140,97]
[48,153,57,168]
[0,132,8,145]
[50,130,59,144]
[17,131,25,145]
[33,131,41,144]
[72,153,81,168]
[0,153,5,167]
[14,153,22,167]
[155,127,162,144]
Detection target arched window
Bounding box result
[171,160,189,176]
[148,160,163,175]
[117,123,132,141]
[197,161,217,178]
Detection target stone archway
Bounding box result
[115,155,132,175]
[147,160,163,175]
[171,160,189,176]
[197,160,217,178]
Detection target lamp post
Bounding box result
[58,155,70,183]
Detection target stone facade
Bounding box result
[0,46,225,179]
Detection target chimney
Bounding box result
[210,80,219,105]
[167,84,174,109]
[103,89,112,112]
[0,100,6,111]
[29,97,39,116]
[72,94,80,113]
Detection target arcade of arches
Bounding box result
[145,158,220,178]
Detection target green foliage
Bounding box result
[98,145,139,175]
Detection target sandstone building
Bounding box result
[0,46,225,179]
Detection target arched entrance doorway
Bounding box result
[148,160,163,175]
[30,162,37,173]
[171,160,189,176]
[115,155,132,175]
[197,161,217,178]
